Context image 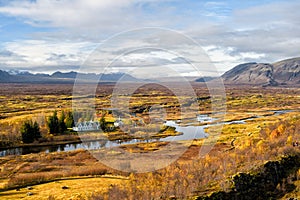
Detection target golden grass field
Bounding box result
[0,176,128,200]
[0,83,300,199]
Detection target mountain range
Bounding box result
[0,70,139,83]
[1,57,300,86]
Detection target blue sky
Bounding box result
[0,0,299,76]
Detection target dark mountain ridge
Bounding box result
[0,70,139,83]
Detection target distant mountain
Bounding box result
[51,71,77,79]
[0,70,12,82]
[100,73,138,82]
[0,70,140,83]
[51,71,138,82]
[195,76,216,82]
[222,57,300,86]
[35,73,50,77]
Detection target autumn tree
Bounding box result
[65,111,75,128]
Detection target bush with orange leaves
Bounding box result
[89,114,300,199]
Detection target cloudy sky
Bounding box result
[0,0,299,76]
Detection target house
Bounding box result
[197,114,214,123]
[73,120,100,132]
[114,116,123,127]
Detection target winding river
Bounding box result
[0,110,293,157]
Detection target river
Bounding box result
[0,110,293,157]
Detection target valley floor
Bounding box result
[0,83,300,199]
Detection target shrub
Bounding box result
[21,120,41,143]
[5,171,64,188]
[47,111,68,135]
[47,111,59,134]
[59,111,67,133]
[65,111,75,128]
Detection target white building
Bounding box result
[197,114,214,123]
[73,120,100,132]
[114,116,123,127]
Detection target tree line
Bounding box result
[21,111,75,143]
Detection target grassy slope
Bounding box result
[0,176,127,200]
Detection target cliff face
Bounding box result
[197,155,300,200]
[222,58,300,86]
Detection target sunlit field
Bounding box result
[0,83,300,199]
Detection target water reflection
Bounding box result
[0,109,294,157]
[0,120,207,157]
[49,146,59,153]
[163,121,208,141]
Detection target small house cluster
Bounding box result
[197,114,214,123]
[73,121,100,132]
[114,116,123,127]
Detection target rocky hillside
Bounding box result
[197,154,300,200]
[222,57,300,86]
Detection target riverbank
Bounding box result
[1,109,297,157]
[0,124,183,156]
[0,134,81,151]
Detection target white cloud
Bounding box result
[0,0,173,36]
[1,40,95,71]
[0,0,299,76]
[233,1,300,28]
[186,1,300,69]
[202,45,266,73]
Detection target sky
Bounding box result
[0,0,299,77]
